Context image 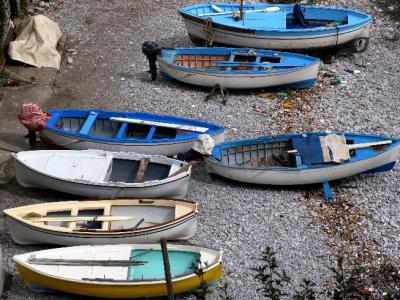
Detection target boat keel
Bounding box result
[322,181,333,200]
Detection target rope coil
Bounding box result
[203,18,214,47]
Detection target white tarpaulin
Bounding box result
[8,15,62,69]
[192,134,215,155]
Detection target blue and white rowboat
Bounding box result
[158,47,320,89]
[40,109,225,156]
[204,133,399,198]
[179,3,372,52]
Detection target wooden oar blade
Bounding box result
[213,61,301,68]
[25,215,135,223]
[27,257,147,267]
[110,117,209,133]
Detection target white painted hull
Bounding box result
[183,18,371,50]
[5,215,197,246]
[159,59,319,89]
[40,130,225,156]
[205,144,399,185]
[14,156,190,199]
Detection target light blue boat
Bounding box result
[157,47,320,89]
[39,109,225,156]
[179,3,372,52]
[204,132,399,199]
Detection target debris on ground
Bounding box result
[276,91,289,97]
[8,15,62,69]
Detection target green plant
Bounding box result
[329,256,361,299]
[0,0,6,44]
[293,278,317,300]
[253,247,291,300]
[191,256,210,300]
[20,0,28,14]
[221,281,234,300]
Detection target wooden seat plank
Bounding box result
[134,158,150,183]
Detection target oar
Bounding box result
[288,140,392,154]
[199,6,280,17]
[27,257,147,267]
[25,215,136,223]
[212,61,301,68]
[110,117,209,133]
[346,140,392,150]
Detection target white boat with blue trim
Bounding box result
[13,150,192,199]
[204,133,399,198]
[40,109,225,156]
[4,199,198,245]
[158,47,320,89]
[179,3,372,52]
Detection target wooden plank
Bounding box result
[26,215,135,222]
[213,61,300,68]
[27,257,146,267]
[199,6,280,16]
[110,117,209,133]
[161,239,174,300]
[348,140,392,150]
[79,112,98,135]
[134,158,150,183]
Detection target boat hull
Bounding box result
[16,262,222,298]
[181,14,370,51]
[40,129,225,156]
[5,214,197,246]
[205,141,399,185]
[14,159,190,199]
[14,244,223,298]
[158,59,319,89]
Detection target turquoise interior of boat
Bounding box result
[128,250,200,280]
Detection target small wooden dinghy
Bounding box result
[179,3,372,52]
[158,47,320,89]
[4,199,198,245]
[204,133,399,198]
[39,109,225,156]
[13,244,222,298]
[13,150,192,199]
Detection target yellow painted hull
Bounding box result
[16,261,223,298]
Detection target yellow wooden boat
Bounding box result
[13,244,222,298]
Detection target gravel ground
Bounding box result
[0,0,399,299]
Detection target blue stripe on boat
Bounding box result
[79,112,98,135]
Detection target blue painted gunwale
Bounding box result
[45,109,224,144]
[179,3,371,37]
[160,47,320,76]
[209,132,399,171]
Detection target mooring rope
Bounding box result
[204,18,214,47]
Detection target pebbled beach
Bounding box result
[0,0,398,299]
